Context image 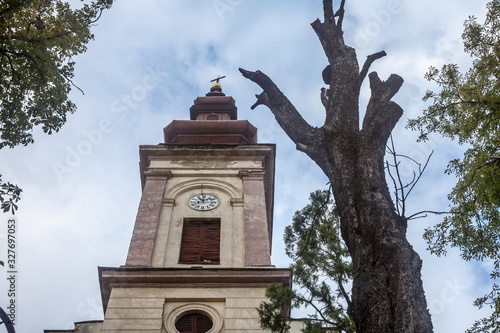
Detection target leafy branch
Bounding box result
[0,175,22,214]
[259,189,355,333]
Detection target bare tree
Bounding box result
[240,1,433,332]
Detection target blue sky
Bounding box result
[0,0,494,331]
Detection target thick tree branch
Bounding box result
[311,19,335,61]
[323,0,334,24]
[239,68,321,150]
[323,0,346,27]
[311,2,361,133]
[312,0,350,62]
[362,72,404,143]
[370,72,404,101]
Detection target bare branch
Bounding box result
[407,211,449,220]
[390,135,406,216]
[385,136,439,220]
[386,160,402,215]
[335,0,346,30]
[57,68,85,95]
[359,51,387,83]
[338,277,352,312]
[249,92,270,110]
[239,68,320,149]
[403,150,433,202]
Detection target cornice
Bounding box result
[98,267,291,312]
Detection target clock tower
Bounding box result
[96,81,292,332]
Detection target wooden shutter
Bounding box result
[179,222,202,263]
[200,221,220,263]
[175,313,213,333]
[179,219,220,264]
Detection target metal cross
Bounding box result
[210,75,226,83]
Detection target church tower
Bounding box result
[95,79,292,332]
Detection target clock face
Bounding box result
[188,194,219,211]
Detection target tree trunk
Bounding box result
[240,1,433,332]
[329,134,432,333]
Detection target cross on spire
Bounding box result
[210,75,226,84]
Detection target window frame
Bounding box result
[178,218,221,265]
[164,303,224,333]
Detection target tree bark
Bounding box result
[240,1,433,332]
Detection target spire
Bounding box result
[189,75,236,120]
[163,76,258,145]
[207,75,226,96]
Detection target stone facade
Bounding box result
[126,144,276,269]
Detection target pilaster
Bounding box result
[239,170,271,266]
[126,171,172,266]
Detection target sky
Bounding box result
[0,0,495,332]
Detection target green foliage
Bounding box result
[0,0,112,212]
[408,1,500,331]
[0,174,22,214]
[258,189,355,333]
[258,283,294,333]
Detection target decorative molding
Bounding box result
[229,198,244,207]
[143,170,173,180]
[238,170,266,179]
[164,178,241,199]
[162,198,176,206]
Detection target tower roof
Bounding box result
[163,80,257,144]
[189,84,238,120]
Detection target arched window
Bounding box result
[175,313,213,333]
[165,303,223,333]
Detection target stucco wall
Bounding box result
[101,286,273,332]
[127,145,275,269]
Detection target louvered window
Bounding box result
[179,219,220,264]
[175,313,213,333]
[206,114,220,120]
